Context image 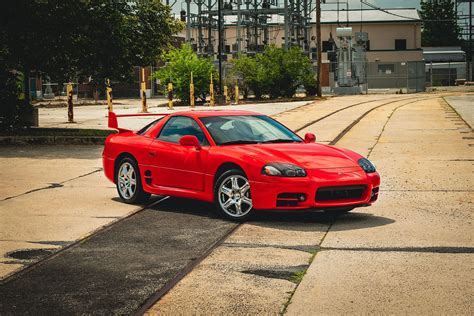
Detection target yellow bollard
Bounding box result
[141,67,148,113]
[106,79,113,112]
[209,73,215,107]
[167,82,174,110]
[67,82,74,122]
[234,83,239,105]
[224,85,230,105]
[190,72,195,108]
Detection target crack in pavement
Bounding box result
[1,168,102,201]
[222,242,318,253]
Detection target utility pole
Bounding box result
[185,0,191,42]
[316,0,322,97]
[217,0,223,99]
[284,0,289,49]
[469,0,472,80]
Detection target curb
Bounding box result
[0,128,116,145]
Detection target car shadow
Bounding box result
[144,197,395,232]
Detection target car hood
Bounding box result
[231,142,360,170]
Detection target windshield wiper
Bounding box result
[220,140,259,145]
[262,139,300,144]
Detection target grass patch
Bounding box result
[289,270,306,284]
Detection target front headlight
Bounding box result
[262,163,307,177]
[358,158,376,173]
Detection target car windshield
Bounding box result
[199,115,302,145]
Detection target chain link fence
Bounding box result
[322,61,426,94]
[425,62,473,88]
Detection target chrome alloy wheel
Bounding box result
[118,162,137,199]
[218,175,252,218]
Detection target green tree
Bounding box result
[0,0,182,128]
[153,44,217,104]
[420,0,461,47]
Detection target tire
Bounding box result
[115,157,150,204]
[214,169,253,221]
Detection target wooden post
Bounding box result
[234,82,239,105]
[67,82,74,122]
[190,72,195,108]
[106,79,113,112]
[209,73,215,106]
[141,67,148,112]
[167,82,174,110]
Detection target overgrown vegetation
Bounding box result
[152,44,217,105]
[230,46,316,99]
[0,0,182,130]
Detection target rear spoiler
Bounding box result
[108,111,169,133]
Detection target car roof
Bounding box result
[170,110,261,118]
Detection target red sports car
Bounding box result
[103,110,380,221]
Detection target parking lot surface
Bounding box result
[1,92,473,314]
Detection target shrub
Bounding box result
[153,44,217,104]
[231,46,315,99]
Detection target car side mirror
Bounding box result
[304,133,316,143]
[179,135,201,150]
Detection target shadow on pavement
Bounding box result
[0,145,103,160]
[148,197,395,232]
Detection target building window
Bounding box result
[378,64,395,75]
[395,39,407,51]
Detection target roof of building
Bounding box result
[318,8,421,24]
[423,47,466,62]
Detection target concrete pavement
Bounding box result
[147,94,473,315]
[1,92,473,314]
[38,99,312,130]
[286,98,473,314]
[445,95,474,128]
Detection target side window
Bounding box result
[158,116,209,145]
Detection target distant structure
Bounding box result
[183,0,313,57]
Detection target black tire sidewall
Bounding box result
[214,169,253,221]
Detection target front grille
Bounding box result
[316,185,366,202]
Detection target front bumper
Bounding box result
[249,167,380,210]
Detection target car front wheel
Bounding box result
[116,157,150,204]
[215,170,253,221]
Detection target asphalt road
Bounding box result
[0,198,236,314]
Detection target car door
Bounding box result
[147,116,209,191]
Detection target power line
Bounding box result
[360,1,420,21]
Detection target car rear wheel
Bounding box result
[215,170,253,221]
[116,157,150,204]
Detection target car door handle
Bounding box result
[149,151,156,157]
